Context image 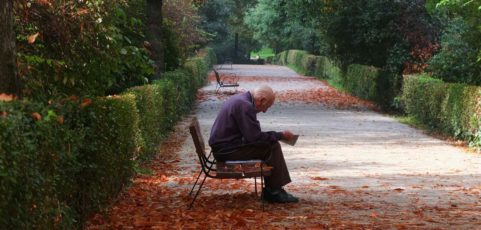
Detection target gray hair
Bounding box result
[252,85,275,102]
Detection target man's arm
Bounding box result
[235,102,282,143]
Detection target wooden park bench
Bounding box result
[188,117,272,210]
[219,57,233,70]
[213,69,239,93]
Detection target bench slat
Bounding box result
[216,162,272,178]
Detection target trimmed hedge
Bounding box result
[273,50,341,81]
[273,50,288,66]
[343,64,402,110]
[344,64,379,101]
[401,75,481,148]
[0,47,215,228]
[314,56,340,80]
[273,50,398,110]
[0,100,81,229]
[126,85,164,159]
[76,95,141,222]
[274,49,480,149]
[0,96,140,229]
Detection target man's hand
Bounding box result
[282,130,294,141]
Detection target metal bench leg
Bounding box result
[189,172,208,209]
[254,177,257,196]
[189,169,204,196]
[261,165,265,211]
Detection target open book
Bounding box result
[280,134,299,146]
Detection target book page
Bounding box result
[280,134,299,146]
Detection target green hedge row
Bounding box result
[344,64,402,109]
[401,75,481,148]
[274,49,480,149]
[274,50,398,109]
[273,50,342,86]
[344,64,379,101]
[0,47,215,229]
[0,96,140,229]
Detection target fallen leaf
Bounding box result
[31,112,42,121]
[77,8,89,15]
[36,0,51,6]
[57,115,64,124]
[81,98,92,107]
[310,176,329,181]
[0,93,15,101]
[28,32,40,44]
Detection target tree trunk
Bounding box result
[0,0,20,96]
[146,0,163,79]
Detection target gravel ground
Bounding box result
[178,64,481,228]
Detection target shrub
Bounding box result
[125,85,164,160]
[0,46,215,229]
[275,50,343,81]
[16,0,153,100]
[440,85,480,140]
[286,50,306,68]
[301,54,318,76]
[163,70,197,114]
[401,75,444,127]
[275,49,402,111]
[427,17,481,85]
[375,68,403,111]
[401,75,481,148]
[324,0,437,73]
[184,48,215,87]
[0,100,80,229]
[313,56,341,81]
[344,64,379,101]
[75,95,141,222]
[162,23,182,71]
[273,51,288,66]
[0,96,142,229]
[202,47,218,69]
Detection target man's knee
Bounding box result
[270,141,282,153]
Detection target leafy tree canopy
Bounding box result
[244,0,323,54]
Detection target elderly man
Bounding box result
[208,85,298,203]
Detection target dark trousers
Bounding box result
[212,142,291,189]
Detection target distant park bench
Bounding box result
[219,57,233,70]
[188,117,271,210]
[213,68,239,93]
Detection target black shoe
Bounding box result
[262,188,299,203]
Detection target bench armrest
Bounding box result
[220,73,239,84]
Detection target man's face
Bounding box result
[255,98,274,113]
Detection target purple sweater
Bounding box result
[208,92,282,151]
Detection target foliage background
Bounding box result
[0,48,215,229]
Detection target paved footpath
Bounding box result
[87,64,481,229]
[185,64,481,228]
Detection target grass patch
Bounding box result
[394,115,451,135]
[251,48,275,59]
[394,115,425,128]
[393,114,476,152]
[326,79,346,92]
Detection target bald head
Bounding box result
[252,85,275,101]
[252,85,275,113]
